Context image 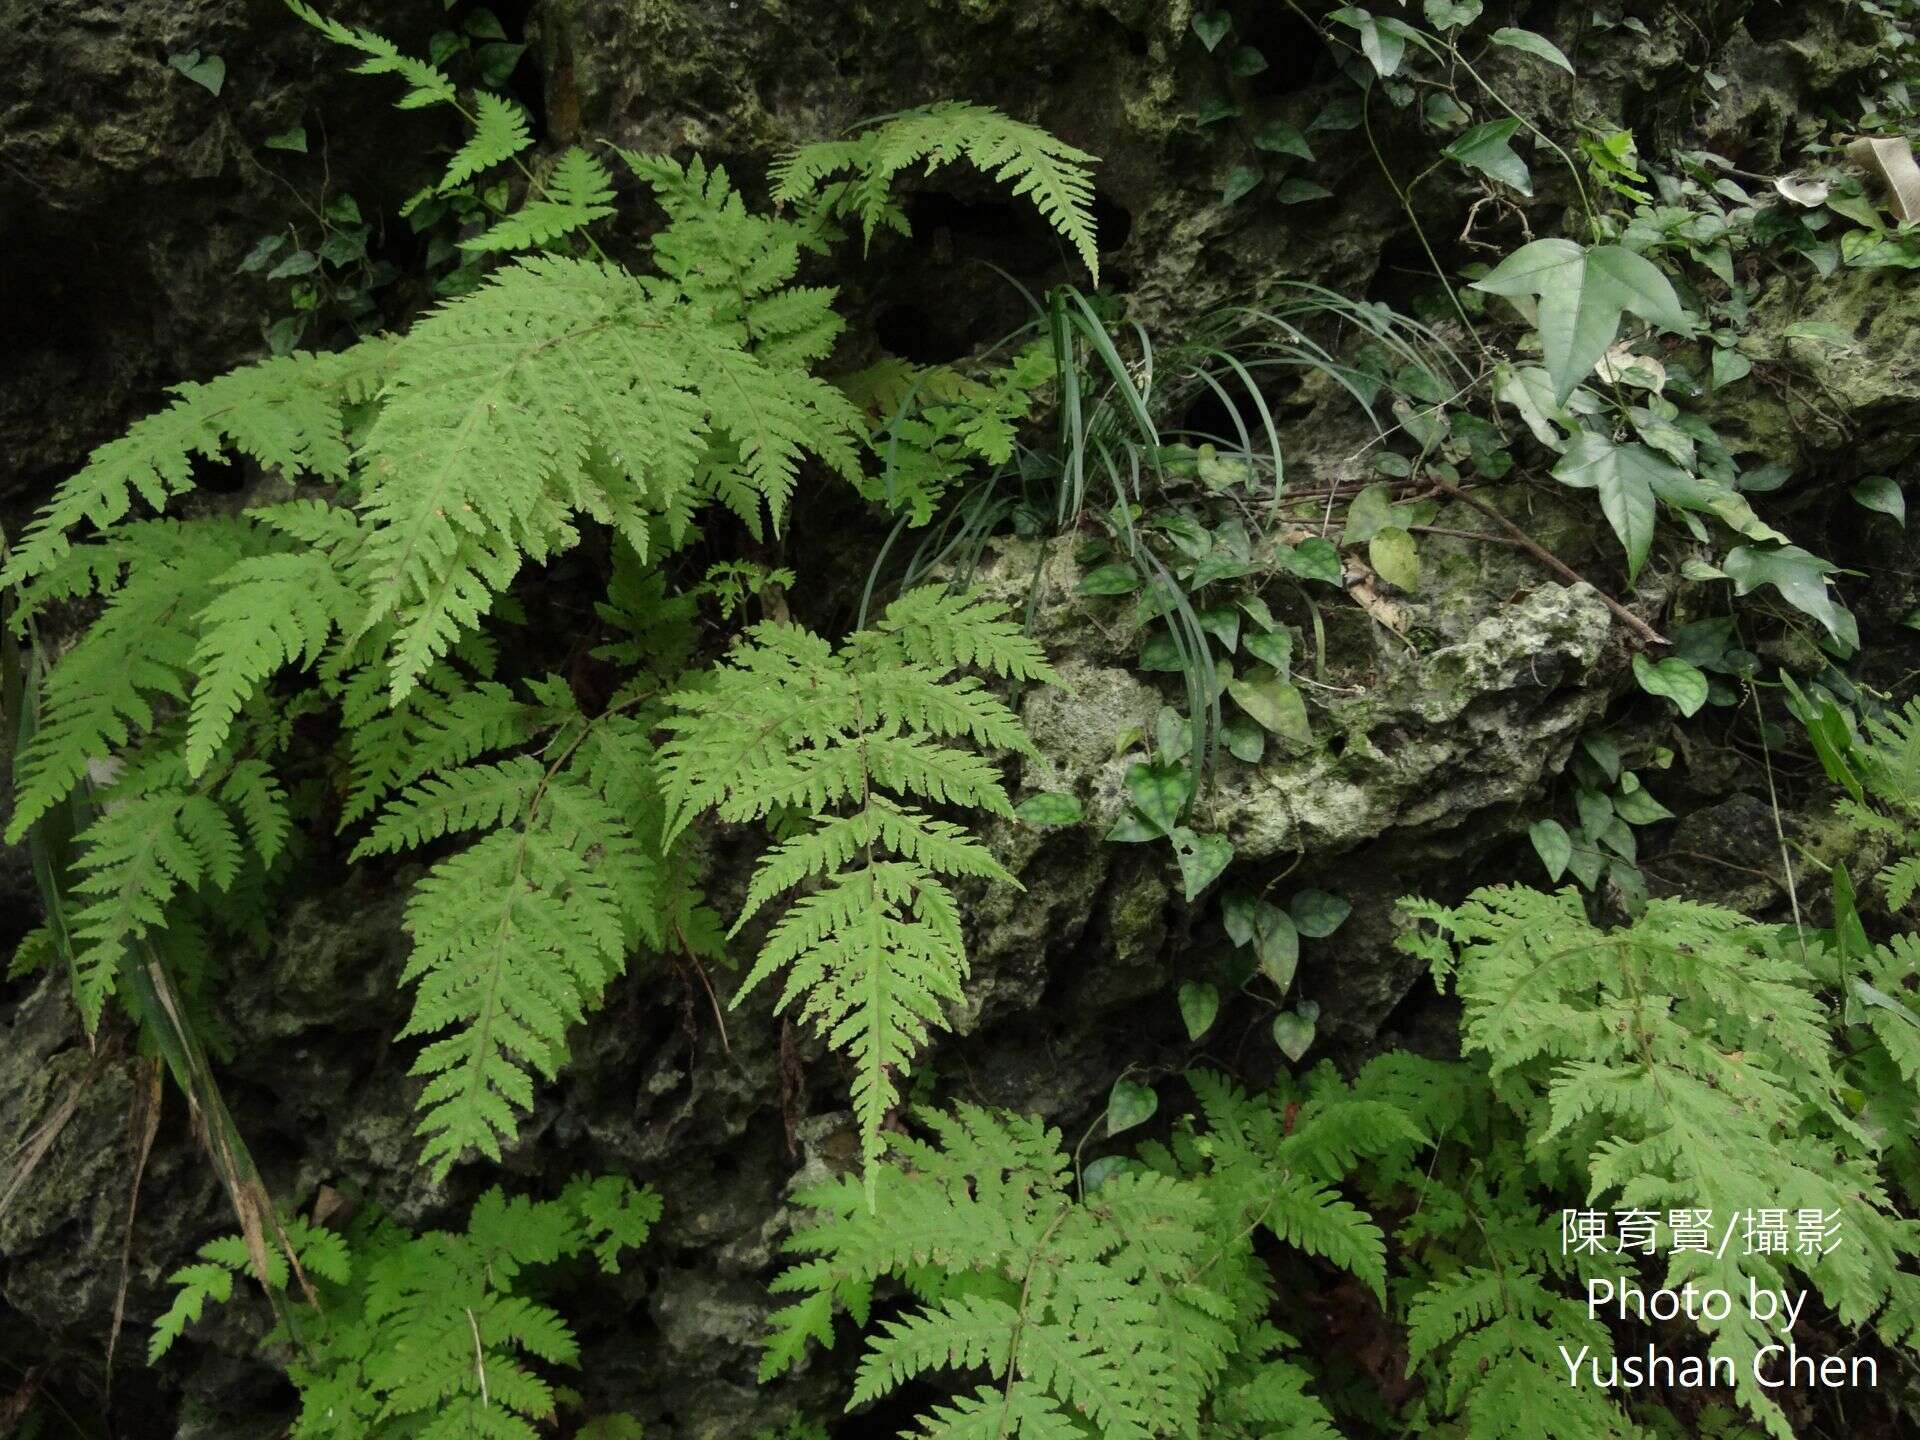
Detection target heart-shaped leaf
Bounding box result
[1223,715,1266,763]
[1425,0,1483,27]
[1853,475,1906,526]
[1275,178,1334,204]
[1078,562,1140,595]
[1222,888,1258,947]
[1272,1010,1317,1061]
[1170,827,1235,901]
[1192,10,1232,50]
[1280,537,1344,584]
[1222,165,1263,206]
[1253,121,1314,161]
[1243,628,1293,674]
[1290,889,1351,938]
[1444,118,1533,195]
[1343,483,1396,544]
[1529,819,1572,882]
[1368,527,1420,591]
[1632,654,1709,717]
[1125,761,1191,835]
[1612,779,1675,824]
[1179,982,1220,1040]
[1228,673,1311,746]
[1230,45,1269,77]
[169,50,227,96]
[1254,904,1299,991]
[1106,1079,1159,1137]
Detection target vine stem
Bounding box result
[1427,477,1668,646]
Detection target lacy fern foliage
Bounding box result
[773,102,1102,284]
[1402,887,1920,1438]
[152,1177,658,1440]
[660,588,1054,1178]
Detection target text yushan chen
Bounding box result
[1558,1207,1877,1392]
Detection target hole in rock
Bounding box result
[1091,190,1135,255]
[874,302,968,365]
[1236,4,1329,91]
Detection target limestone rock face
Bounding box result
[4,0,1920,1434]
[0,0,442,509]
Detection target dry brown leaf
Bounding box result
[1846,135,1920,224]
[1774,173,1831,208]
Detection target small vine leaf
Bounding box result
[266,249,321,281]
[1222,888,1258,947]
[1723,545,1858,649]
[1192,9,1232,50]
[1328,7,1409,77]
[1015,792,1083,828]
[1471,240,1687,404]
[1077,562,1139,595]
[1529,819,1573,882]
[1612,781,1675,824]
[1272,1010,1317,1062]
[1633,654,1709,717]
[1082,1156,1128,1191]
[1343,482,1396,545]
[1425,0,1483,28]
[1179,982,1220,1040]
[1222,165,1263,206]
[1853,476,1906,527]
[1124,761,1190,835]
[1712,347,1752,388]
[1242,628,1293,674]
[1254,121,1314,161]
[1551,433,1676,581]
[1170,827,1235,901]
[1229,45,1269,77]
[1254,903,1299,991]
[1491,25,1574,74]
[1290,889,1351,938]
[1228,673,1311,746]
[1106,1079,1159,1137]
[1444,118,1533,195]
[264,126,309,153]
[169,50,227,96]
[1223,715,1266,763]
[1576,788,1614,840]
[1280,537,1344,584]
[1368,527,1420,591]
[1276,178,1334,204]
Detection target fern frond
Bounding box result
[852,1294,1018,1404]
[287,1,457,110]
[0,347,369,591]
[442,91,535,192]
[773,102,1101,284]
[186,550,361,775]
[465,148,618,252]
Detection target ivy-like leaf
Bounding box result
[1472,239,1687,403]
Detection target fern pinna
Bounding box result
[658,588,1056,1184]
[2,2,1100,1182]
